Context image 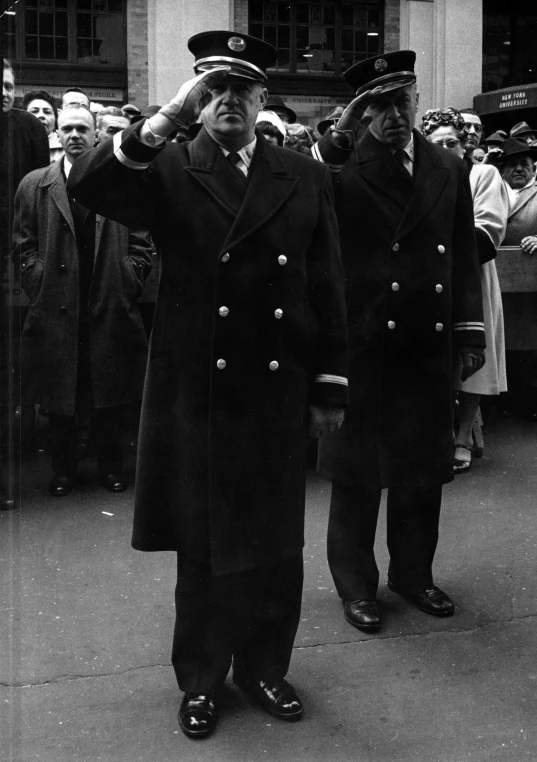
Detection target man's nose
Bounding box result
[386,102,400,118]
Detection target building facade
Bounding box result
[1,1,534,127]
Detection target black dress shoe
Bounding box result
[48,473,75,497]
[178,693,217,739]
[388,579,454,617]
[234,675,303,721]
[102,473,128,493]
[343,599,381,632]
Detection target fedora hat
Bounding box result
[265,94,297,123]
[317,106,345,136]
[497,137,537,161]
[510,121,535,139]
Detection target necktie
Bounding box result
[394,148,411,176]
[227,152,248,184]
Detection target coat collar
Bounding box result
[184,127,300,252]
[354,129,451,243]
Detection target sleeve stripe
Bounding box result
[315,374,348,386]
[453,324,485,331]
[311,141,344,173]
[113,130,149,170]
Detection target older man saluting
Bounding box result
[313,51,485,633]
[68,32,348,738]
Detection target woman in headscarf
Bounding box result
[420,107,509,473]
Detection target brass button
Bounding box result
[392,243,400,252]
[218,306,229,317]
[278,255,287,266]
[274,308,283,319]
[388,320,396,330]
[391,282,400,292]
[60,306,67,313]
[216,359,226,370]
[436,284,443,293]
[435,322,443,332]
[221,252,230,263]
[269,361,279,371]
[59,264,67,272]
[20,263,26,270]
[438,245,445,254]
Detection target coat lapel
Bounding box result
[354,129,412,212]
[221,132,300,253]
[41,159,76,241]
[183,127,243,218]
[508,183,537,220]
[392,130,451,243]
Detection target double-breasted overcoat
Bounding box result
[317,128,485,488]
[12,158,152,416]
[68,125,348,575]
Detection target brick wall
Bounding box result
[384,0,401,53]
[127,0,149,107]
[234,0,249,32]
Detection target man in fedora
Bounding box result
[68,31,348,738]
[317,106,345,137]
[499,137,537,419]
[265,93,296,124]
[313,51,485,633]
[509,121,536,144]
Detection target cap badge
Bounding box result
[374,58,388,72]
[228,36,246,52]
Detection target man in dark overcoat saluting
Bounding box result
[313,51,485,634]
[68,32,348,738]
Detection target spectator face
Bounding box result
[57,108,95,161]
[26,98,56,135]
[427,125,465,160]
[461,112,483,151]
[364,84,418,150]
[271,107,290,124]
[62,90,90,109]
[502,155,535,189]
[97,114,129,143]
[203,77,267,143]
[3,68,15,114]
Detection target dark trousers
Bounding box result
[327,480,442,600]
[172,552,304,694]
[48,406,125,476]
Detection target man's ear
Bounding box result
[415,90,420,108]
[259,87,268,109]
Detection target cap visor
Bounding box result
[195,61,265,82]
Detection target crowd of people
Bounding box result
[1,33,536,740]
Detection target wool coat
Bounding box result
[12,158,152,416]
[316,128,485,488]
[68,125,349,575]
[501,180,537,350]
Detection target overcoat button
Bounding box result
[388,320,396,330]
[218,306,229,317]
[59,264,67,272]
[216,359,226,369]
[391,282,400,291]
[392,243,400,252]
[20,263,26,270]
[221,252,230,263]
[60,306,67,313]
[438,245,445,253]
[436,284,443,293]
[435,323,443,331]
[274,308,283,319]
[278,255,287,265]
[269,361,279,371]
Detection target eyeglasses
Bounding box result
[430,138,461,149]
[463,122,483,133]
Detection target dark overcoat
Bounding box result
[12,159,152,416]
[68,125,348,575]
[317,128,485,488]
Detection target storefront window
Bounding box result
[249,0,383,75]
[483,0,537,91]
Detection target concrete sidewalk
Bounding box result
[1,415,536,761]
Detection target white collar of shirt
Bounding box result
[220,136,257,175]
[63,156,73,179]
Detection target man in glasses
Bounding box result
[460,108,484,155]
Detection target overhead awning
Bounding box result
[474,83,537,116]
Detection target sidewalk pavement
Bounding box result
[1,415,536,761]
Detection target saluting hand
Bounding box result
[308,405,345,439]
[331,86,383,145]
[159,67,231,128]
[460,346,486,382]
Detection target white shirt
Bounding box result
[219,137,257,177]
[391,134,414,177]
[63,156,74,179]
